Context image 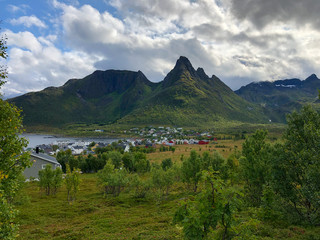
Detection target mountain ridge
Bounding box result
[235,74,320,122]
[9,56,272,127]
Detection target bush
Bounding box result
[161,158,173,171]
[128,174,151,199]
[38,165,63,196]
[97,160,128,197]
[133,152,150,173]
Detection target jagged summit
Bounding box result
[196,67,209,79]
[161,56,214,89]
[174,56,194,71]
[305,73,319,82]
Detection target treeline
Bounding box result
[56,150,151,174]
[159,145,176,152]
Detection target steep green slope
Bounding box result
[235,74,320,122]
[10,70,158,126]
[118,57,268,126]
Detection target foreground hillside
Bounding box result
[17,140,320,240]
[10,57,268,128]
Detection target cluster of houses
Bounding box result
[153,138,213,146]
[32,139,135,158]
[127,126,213,139]
[23,127,216,179]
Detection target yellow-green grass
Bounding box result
[147,139,244,164]
[17,174,183,240]
[17,171,320,240]
[16,145,320,240]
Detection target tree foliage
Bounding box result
[97,160,128,197]
[38,165,63,196]
[161,158,173,171]
[0,32,31,239]
[65,164,81,202]
[151,166,175,198]
[271,105,320,224]
[181,150,202,192]
[56,149,75,172]
[240,130,272,206]
[174,170,241,240]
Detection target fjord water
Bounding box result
[21,133,118,148]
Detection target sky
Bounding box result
[1,0,320,98]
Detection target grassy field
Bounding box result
[147,139,245,164]
[16,140,320,240]
[17,174,182,240]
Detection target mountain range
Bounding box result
[9,56,320,128]
[9,56,268,128]
[235,74,320,122]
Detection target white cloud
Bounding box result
[3,0,320,98]
[2,30,96,98]
[10,15,47,28]
[6,4,30,14]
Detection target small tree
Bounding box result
[38,165,62,196]
[122,152,134,172]
[56,149,74,173]
[161,158,173,171]
[129,174,151,199]
[181,150,202,192]
[174,169,241,239]
[201,151,225,172]
[151,166,175,199]
[65,164,81,202]
[107,151,122,169]
[52,167,63,195]
[97,160,128,197]
[133,152,150,173]
[240,129,272,206]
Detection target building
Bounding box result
[24,152,61,179]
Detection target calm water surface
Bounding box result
[21,133,118,148]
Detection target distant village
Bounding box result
[34,126,217,156]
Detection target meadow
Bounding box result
[16,138,320,240]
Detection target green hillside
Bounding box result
[235,74,320,122]
[119,57,268,126]
[10,70,158,126]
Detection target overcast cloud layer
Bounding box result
[1,0,320,98]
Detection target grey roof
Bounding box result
[30,152,60,165]
[73,146,84,149]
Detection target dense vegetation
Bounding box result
[14,105,320,239]
[0,31,31,240]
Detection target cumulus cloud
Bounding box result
[2,30,96,98]
[10,15,47,28]
[229,0,320,30]
[3,0,320,98]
